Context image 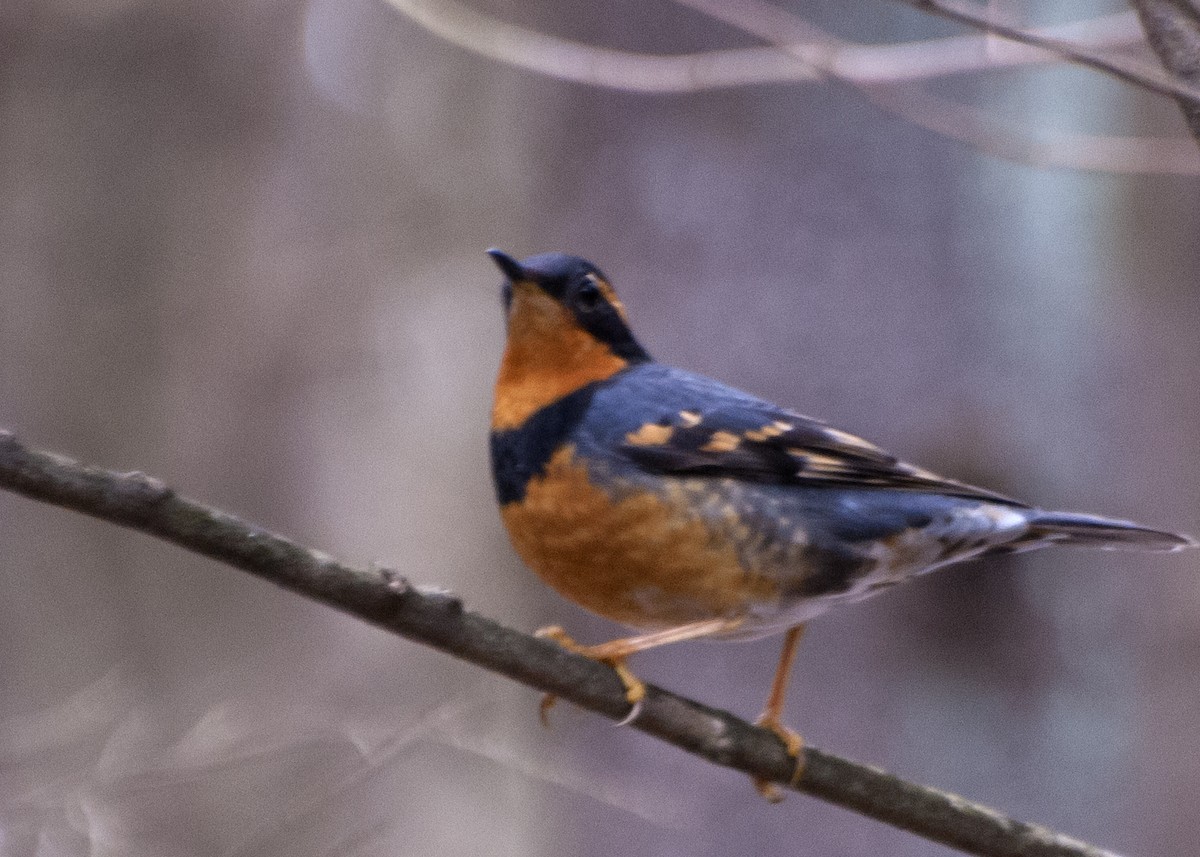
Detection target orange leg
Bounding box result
[536,618,742,723]
[753,624,806,802]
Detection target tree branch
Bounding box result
[893,0,1200,103]
[1131,0,1200,147]
[0,430,1123,857]
[383,0,1200,174]
[678,0,1200,173]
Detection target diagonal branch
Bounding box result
[0,430,1123,857]
[892,0,1200,103]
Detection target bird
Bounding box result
[485,247,1195,800]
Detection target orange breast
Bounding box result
[501,445,781,629]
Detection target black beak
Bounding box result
[487,248,526,282]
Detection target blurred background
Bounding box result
[2,1,1199,855]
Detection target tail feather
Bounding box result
[1027,510,1196,553]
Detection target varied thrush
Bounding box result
[486,248,1194,800]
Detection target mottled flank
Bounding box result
[501,445,781,629]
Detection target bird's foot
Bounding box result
[534,625,646,726]
[752,715,805,803]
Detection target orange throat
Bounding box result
[492,285,628,430]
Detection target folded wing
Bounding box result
[620,403,1021,506]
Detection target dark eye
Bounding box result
[575,280,603,312]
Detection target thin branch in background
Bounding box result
[1131,0,1200,146]
[0,430,1129,857]
[676,0,1200,173]
[381,0,1200,174]
[380,0,817,90]
[386,0,1152,87]
[892,0,1200,102]
[678,0,1144,78]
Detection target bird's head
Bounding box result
[488,249,651,430]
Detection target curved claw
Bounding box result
[612,697,643,727]
[608,658,647,706]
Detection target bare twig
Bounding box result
[1131,0,1200,146]
[679,0,1200,173]
[385,0,1158,90]
[894,0,1200,103]
[383,0,1200,174]
[679,0,1145,81]
[0,430,1124,857]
